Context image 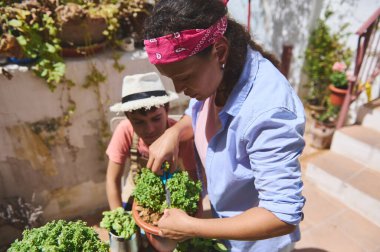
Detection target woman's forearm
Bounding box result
[170,114,193,142]
[190,207,295,241]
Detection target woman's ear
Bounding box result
[213,36,229,66]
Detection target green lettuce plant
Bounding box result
[100,207,137,239]
[167,171,202,215]
[175,238,228,252]
[133,168,202,214]
[133,168,166,212]
[8,220,108,252]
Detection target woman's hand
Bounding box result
[158,208,195,241]
[147,126,180,174]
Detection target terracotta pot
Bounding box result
[329,84,348,106]
[132,201,160,235]
[132,199,203,252]
[310,119,335,149]
[58,16,108,47]
[132,201,176,252]
[61,41,106,57]
[145,233,177,252]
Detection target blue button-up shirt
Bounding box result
[185,48,306,252]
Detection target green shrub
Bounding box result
[8,220,108,252]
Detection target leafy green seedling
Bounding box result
[175,238,228,252]
[133,168,202,215]
[100,207,137,239]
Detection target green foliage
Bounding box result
[0,0,151,90]
[175,238,228,252]
[133,168,166,212]
[167,171,202,215]
[4,7,65,91]
[317,101,340,124]
[100,207,137,239]
[303,9,352,106]
[330,71,348,89]
[8,220,109,252]
[133,168,202,214]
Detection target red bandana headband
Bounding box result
[144,15,228,64]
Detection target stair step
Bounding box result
[357,99,380,132]
[331,125,380,171]
[306,151,380,228]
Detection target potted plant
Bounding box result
[0,2,65,90]
[303,8,352,112]
[328,61,352,106]
[132,168,202,252]
[310,101,340,149]
[100,207,140,252]
[0,0,154,89]
[8,220,109,251]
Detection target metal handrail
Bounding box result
[336,8,380,129]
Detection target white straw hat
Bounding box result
[110,72,178,112]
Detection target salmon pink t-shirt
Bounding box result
[106,118,197,180]
[194,94,222,169]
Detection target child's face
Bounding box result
[126,106,168,145]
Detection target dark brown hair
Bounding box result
[144,0,279,98]
[124,103,169,117]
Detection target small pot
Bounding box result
[310,119,335,149]
[329,84,348,106]
[109,231,141,252]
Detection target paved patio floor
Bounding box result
[294,131,380,252]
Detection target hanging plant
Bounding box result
[1,4,65,91]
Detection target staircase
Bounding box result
[306,99,380,227]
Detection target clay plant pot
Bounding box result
[132,201,177,252]
[329,84,348,106]
[132,200,203,252]
[310,119,335,149]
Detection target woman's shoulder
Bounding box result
[246,59,303,115]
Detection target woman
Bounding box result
[144,0,306,251]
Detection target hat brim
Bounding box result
[110,91,179,112]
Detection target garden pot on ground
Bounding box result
[310,119,335,149]
[329,84,348,106]
[109,231,141,252]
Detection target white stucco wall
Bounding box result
[0,49,188,247]
[228,0,380,102]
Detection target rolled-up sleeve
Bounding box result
[244,107,306,225]
[184,98,197,118]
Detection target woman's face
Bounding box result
[156,47,223,101]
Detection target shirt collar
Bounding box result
[220,47,259,117]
